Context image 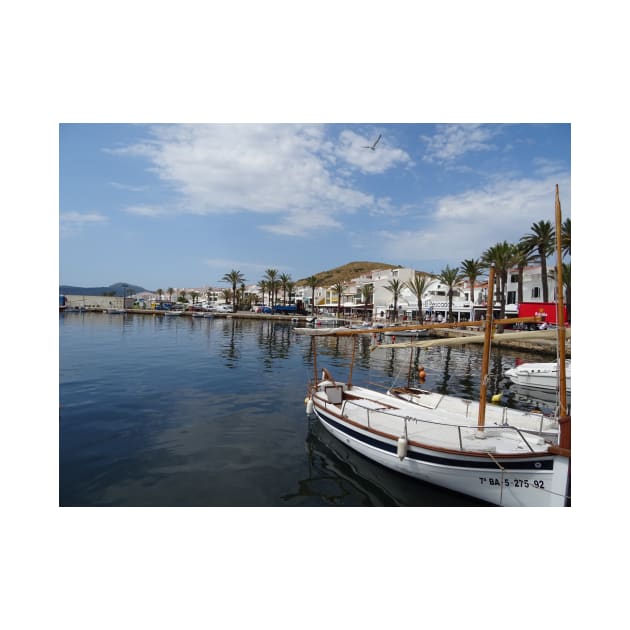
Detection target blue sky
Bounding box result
[60,123,570,291]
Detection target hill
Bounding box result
[296,261,401,287]
[59,282,149,296]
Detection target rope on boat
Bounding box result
[486,452,505,505]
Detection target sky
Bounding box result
[59,122,571,291]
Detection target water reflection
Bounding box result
[284,418,490,506]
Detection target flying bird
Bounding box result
[362,134,382,151]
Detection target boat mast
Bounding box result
[477,264,495,431]
[554,184,569,419]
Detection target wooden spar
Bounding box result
[477,264,495,431]
[554,185,570,455]
[372,327,569,350]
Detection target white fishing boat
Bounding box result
[505,360,571,392]
[163,310,182,316]
[304,186,570,507]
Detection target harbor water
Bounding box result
[59,312,560,507]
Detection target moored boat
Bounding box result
[304,186,570,507]
[307,367,567,506]
[505,360,571,392]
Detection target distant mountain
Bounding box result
[59,282,149,296]
[296,261,402,287]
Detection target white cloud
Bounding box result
[336,130,413,174]
[124,204,167,217]
[422,124,500,164]
[60,211,108,236]
[375,174,571,270]
[117,124,378,234]
[60,211,108,224]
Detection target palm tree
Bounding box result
[156,288,164,302]
[437,266,463,322]
[561,217,571,258]
[405,272,430,321]
[279,273,292,305]
[264,268,279,307]
[511,243,537,306]
[520,220,555,303]
[482,241,515,318]
[459,258,483,317]
[222,269,246,312]
[167,287,174,302]
[360,283,373,319]
[257,279,268,307]
[549,262,571,322]
[304,276,319,315]
[384,278,404,323]
[332,282,345,318]
[286,280,296,305]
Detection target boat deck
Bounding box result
[313,381,557,455]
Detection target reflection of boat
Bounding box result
[291,419,489,506]
[508,383,571,413]
[304,187,570,507]
[505,360,571,392]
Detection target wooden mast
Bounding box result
[477,264,495,431]
[554,185,570,453]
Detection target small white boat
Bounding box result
[163,310,182,316]
[505,360,571,392]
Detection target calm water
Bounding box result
[59,312,557,507]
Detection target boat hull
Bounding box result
[505,361,571,392]
[313,404,569,507]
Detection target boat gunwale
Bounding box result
[310,391,554,461]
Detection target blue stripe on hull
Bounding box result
[315,407,554,472]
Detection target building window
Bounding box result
[531,287,540,299]
[510,274,519,283]
[507,291,516,304]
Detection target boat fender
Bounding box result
[397,436,408,460]
[418,366,426,381]
[491,393,502,403]
[305,398,314,416]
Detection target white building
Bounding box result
[295,262,564,323]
